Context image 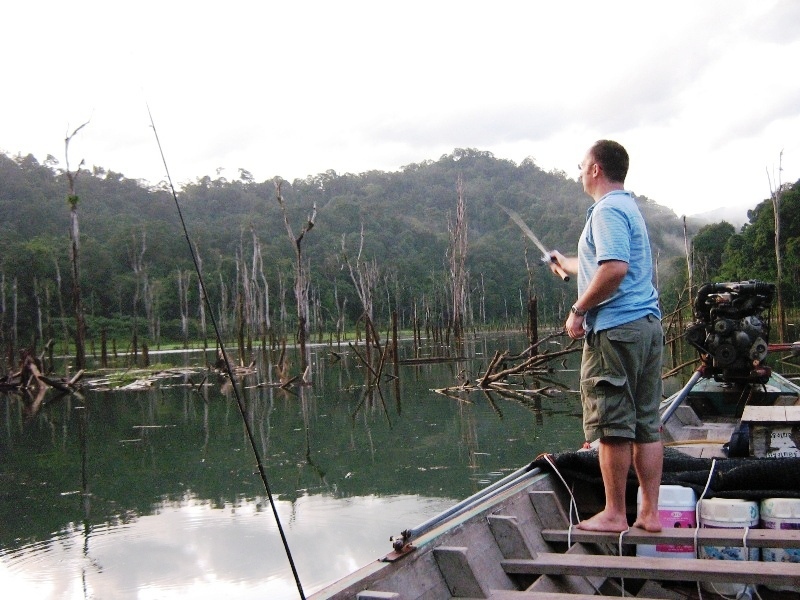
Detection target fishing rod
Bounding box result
[146,105,306,600]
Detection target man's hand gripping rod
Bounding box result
[500,205,570,282]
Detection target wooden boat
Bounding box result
[311,282,800,599]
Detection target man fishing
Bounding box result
[549,140,664,533]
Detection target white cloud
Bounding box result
[2,0,799,217]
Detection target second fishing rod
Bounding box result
[146,104,306,600]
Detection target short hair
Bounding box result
[590,140,629,184]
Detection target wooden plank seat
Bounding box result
[486,593,666,600]
[354,590,655,600]
[501,553,800,588]
[541,526,800,548]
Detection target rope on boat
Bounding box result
[743,526,751,560]
[617,528,628,556]
[691,459,763,600]
[543,454,582,528]
[147,106,306,600]
[694,458,717,557]
[693,458,718,600]
[617,528,629,597]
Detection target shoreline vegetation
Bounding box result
[2,149,799,401]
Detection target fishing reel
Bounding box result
[684,280,775,383]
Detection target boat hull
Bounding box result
[311,372,800,599]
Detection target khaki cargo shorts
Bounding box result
[580,314,664,443]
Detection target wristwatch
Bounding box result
[571,305,587,317]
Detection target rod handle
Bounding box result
[550,259,570,282]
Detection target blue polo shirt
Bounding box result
[578,190,661,333]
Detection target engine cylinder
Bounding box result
[685,281,775,382]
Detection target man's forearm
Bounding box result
[574,260,628,312]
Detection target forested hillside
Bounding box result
[3,146,788,357]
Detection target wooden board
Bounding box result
[502,553,800,587]
[540,526,800,548]
[742,405,788,422]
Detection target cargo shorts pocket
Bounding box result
[583,375,627,389]
[605,327,640,344]
[581,375,628,422]
[580,374,630,436]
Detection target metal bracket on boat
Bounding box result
[384,530,416,562]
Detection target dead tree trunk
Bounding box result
[33,278,43,351]
[248,227,259,341]
[342,223,378,324]
[767,152,787,342]
[278,270,288,337]
[527,295,539,356]
[260,264,271,345]
[65,120,90,371]
[52,259,70,355]
[100,328,108,368]
[236,239,253,353]
[275,179,316,374]
[0,273,5,372]
[217,271,229,339]
[128,228,148,348]
[178,269,191,349]
[44,286,54,373]
[448,175,468,340]
[250,229,271,346]
[479,273,486,325]
[194,241,208,355]
[313,289,323,343]
[236,291,246,366]
[143,275,159,346]
[333,281,347,347]
[682,216,693,301]
[13,277,18,350]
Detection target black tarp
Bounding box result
[532,447,800,502]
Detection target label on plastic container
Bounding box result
[763,520,800,530]
[656,508,696,552]
[699,524,760,561]
[762,513,800,564]
[762,547,800,562]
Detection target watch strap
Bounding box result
[571,305,587,317]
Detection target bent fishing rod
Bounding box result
[146,105,306,600]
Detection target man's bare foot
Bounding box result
[576,510,629,532]
[632,514,663,532]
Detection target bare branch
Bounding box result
[64,119,90,191]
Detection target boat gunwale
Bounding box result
[309,466,551,598]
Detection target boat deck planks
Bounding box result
[484,593,667,600]
[502,552,800,587]
[541,527,800,548]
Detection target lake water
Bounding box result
[0,333,591,599]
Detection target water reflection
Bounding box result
[1,334,587,598]
[0,493,455,598]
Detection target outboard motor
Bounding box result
[685,280,775,383]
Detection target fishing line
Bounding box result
[146,104,306,600]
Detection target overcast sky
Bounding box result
[3,0,799,218]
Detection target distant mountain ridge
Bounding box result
[687,203,753,229]
[0,148,730,337]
